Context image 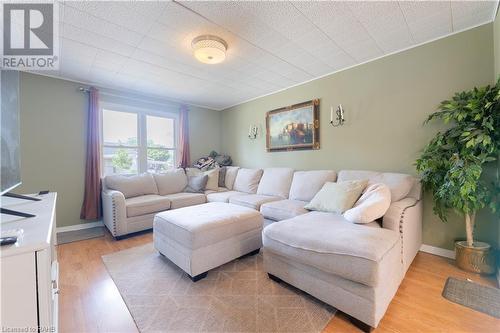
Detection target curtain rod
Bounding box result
[78,86,90,93]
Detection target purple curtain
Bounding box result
[80,87,102,220]
[178,105,190,168]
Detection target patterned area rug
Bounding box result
[442,277,500,318]
[102,243,336,332]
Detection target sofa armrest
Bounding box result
[102,190,127,237]
[383,198,422,274]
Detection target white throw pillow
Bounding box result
[344,183,392,224]
[233,168,263,194]
[304,180,368,214]
[289,170,337,201]
[153,169,187,195]
[105,173,158,198]
[224,166,240,190]
[186,168,219,191]
[257,168,294,198]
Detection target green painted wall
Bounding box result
[16,72,220,228]
[493,11,500,263]
[495,11,500,78]
[221,24,497,250]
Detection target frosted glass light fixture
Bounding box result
[192,35,227,64]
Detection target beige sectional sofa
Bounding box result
[101,166,422,330]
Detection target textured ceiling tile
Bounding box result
[54,1,498,109]
[92,50,128,73]
[64,1,167,34]
[61,24,136,57]
[452,1,497,31]
[347,1,413,53]
[62,3,143,46]
[399,1,452,44]
[293,2,383,62]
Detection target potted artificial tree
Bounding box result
[416,79,499,274]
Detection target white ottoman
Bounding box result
[153,202,263,281]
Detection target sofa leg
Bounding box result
[190,272,208,282]
[267,273,282,283]
[347,314,374,333]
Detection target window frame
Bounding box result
[100,102,179,176]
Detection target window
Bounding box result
[146,115,175,173]
[101,107,176,176]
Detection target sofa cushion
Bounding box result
[233,168,263,194]
[105,173,158,198]
[206,190,245,203]
[344,183,391,224]
[154,202,263,249]
[260,199,309,221]
[204,187,229,195]
[289,170,337,201]
[224,166,240,190]
[263,211,400,286]
[186,168,220,191]
[162,192,206,209]
[257,168,294,198]
[338,170,415,202]
[153,169,187,195]
[229,194,281,210]
[125,194,171,217]
[305,180,368,214]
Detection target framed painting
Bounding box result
[266,99,320,152]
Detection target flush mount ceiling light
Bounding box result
[192,35,227,64]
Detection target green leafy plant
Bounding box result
[112,148,133,171]
[416,79,500,247]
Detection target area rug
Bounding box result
[442,277,500,318]
[102,243,336,332]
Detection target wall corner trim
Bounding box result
[56,220,104,234]
[420,244,456,259]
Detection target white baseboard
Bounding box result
[420,244,455,259]
[56,221,104,233]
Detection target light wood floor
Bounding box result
[58,230,500,333]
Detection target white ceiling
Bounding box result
[42,1,499,110]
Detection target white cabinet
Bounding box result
[0,193,58,332]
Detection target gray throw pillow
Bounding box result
[218,167,227,187]
[184,175,208,193]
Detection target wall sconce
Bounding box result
[330,104,345,127]
[248,125,258,139]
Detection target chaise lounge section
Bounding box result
[262,170,422,329]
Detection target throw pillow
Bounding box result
[184,175,208,193]
[105,173,158,198]
[218,167,227,187]
[344,183,391,224]
[224,166,240,190]
[304,180,368,214]
[233,168,263,194]
[186,168,220,191]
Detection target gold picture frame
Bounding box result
[266,99,320,152]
